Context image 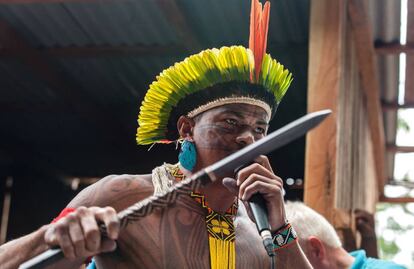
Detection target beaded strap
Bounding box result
[272,223,298,251]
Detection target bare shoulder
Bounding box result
[67,174,154,212]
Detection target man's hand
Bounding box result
[354,209,379,258]
[44,206,120,260]
[355,209,376,238]
[235,155,287,231]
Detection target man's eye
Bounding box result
[225,119,238,125]
[255,127,265,134]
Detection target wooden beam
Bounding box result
[382,101,414,110]
[62,177,100,190]
[380,195,414,203]
[405,0,414,104]
[155,0,201,52]
[304,0,345,222]
[0,177,13,244]
[0,43,307,59]
[388,180,414,188]
[0,45,187,58]
[348,0,387,194]
[0,0,101,3]
[386,145,414,153]
[375,42,414,54]
[333,208,356,252]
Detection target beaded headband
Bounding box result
[187,96,271,118]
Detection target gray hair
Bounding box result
[285,201,342,249]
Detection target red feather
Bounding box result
[249,0,271,82]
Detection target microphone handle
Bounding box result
[249,193,275,257]
[236,163,270,233]
[249,193,270,233]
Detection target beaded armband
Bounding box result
[272,223,298,251]
[52,207,76,223]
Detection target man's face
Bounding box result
[191,103,270,169]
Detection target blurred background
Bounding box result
[0,0,412,267]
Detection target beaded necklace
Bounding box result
[168,164,238,269]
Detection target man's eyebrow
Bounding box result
[256,120,270,126]
[221,110,244,118]
[221,110,269,126]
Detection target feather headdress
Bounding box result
[136,0,293,145]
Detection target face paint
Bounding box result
[191,103,270,167]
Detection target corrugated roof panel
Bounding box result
[0,0,307,50]
[369,0,401,42]
[377,55,399,102]
[180,0,247,47]
[0,0,179,48]
[62,0,179,45]
[0,4,88,47]
[269,0,309,44]
[181,0,309,48]
[54,55,181,107]
[369,0,403,184]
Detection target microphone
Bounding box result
[249,193,274,257]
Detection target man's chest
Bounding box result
[96,199,270,269]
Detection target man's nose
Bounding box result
[235,130,255,146]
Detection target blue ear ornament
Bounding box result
[178,139,197,171]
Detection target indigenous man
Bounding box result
[3,1,313,268]
[285,202,406,269]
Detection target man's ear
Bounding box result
[177,116,195,139]
[307,236,326,260]
[305,236,331,269]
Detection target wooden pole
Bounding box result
[0,177,13,244]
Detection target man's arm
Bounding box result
[0,226,89,269]
[43,174,153,268]
[276,241,313,268]
[0,174,120,269]
[0,225,50,269]
[355,209,379,258]
[1,174,152,269]
[0,226,86,269]
[235,156,313,268]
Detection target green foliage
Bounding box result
[386,217,404,231]
[397,116,410,132]
[377,203,390,212]
[378,236,400,260]
[377,203,414,267]
[385,216,414,233]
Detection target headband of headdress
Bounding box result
[136,0,293,145]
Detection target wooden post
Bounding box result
[405,0,414,104]
[304,0,347,222]
[348,0,386,194]
[305,0,382,248]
